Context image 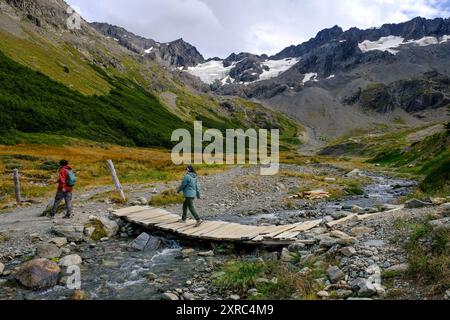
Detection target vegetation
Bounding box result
[84,220,109,241]
[149,189,185,206]
[213,260,321,300]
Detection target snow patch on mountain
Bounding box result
[302,73,318,84]
[186,60,236,84]
[359,35,450,55]
[144,47,153,54]
[258,58,300,81]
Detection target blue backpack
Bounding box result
[66,169,77,187]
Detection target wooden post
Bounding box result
[106,160,126,201]
[13,169,21,204]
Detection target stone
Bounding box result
[97,217,119,237]
[183,292,195,300]
[404,199,433,209]
[230,294,240,300]
[146,272,157,282]
[445,289,450,300]
[336,289,353,299]
[351,278,377,298]
[0,262,4,275]
[102,259,119,267]
[48,237,68,248]
[317,291,329,299]
[52,225,84,242]
[429,218,450,230]
[129,233,162,251]
[350,226,374,235]
[324,177,336,182]
[330,230,357,245]
[340,247,356,257]
[298,267,311,276]
[162,292,179,300]
[35,243,61,259]
[15,259,60,290]
[346,169,361,177]
[84,227,96,238]
[327,266,345,283]
[385,263,408,273]
[431,198,447,205]
[198,250,214,257]
[30,233,42,242]
[59,254,82,267]
[137,197,148,205]
[351,205,365,214]
[71,290,88,300]
[280,248,296,262]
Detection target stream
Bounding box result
[0,172,416,300]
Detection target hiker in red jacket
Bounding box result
[50,160,76,219]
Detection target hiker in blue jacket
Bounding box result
[177,165,203,227]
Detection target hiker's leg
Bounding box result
[182,198,188,221]
[187,198,200,221]
[64,192,73,217]
[51,191,64,216]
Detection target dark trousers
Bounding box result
[51,190,73,217]
[182,197,200,221]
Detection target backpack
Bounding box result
[66,169,77,187]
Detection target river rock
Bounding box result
[137,197,148,205]
[162,292,179,300]
[324,177,336,182]
[129,233,162,251]
[0,262,4,275]
[351,205,365,214]
[330,230,357,245]
[15,259,60,290]
[183,292,195,300]
[350,226,374,235]
[336,289,353,299]
[59,254,82,267]
[317,291,329,299]
[351,278,377,297]
[71,290,88,300]
[327,266,345,283]
[35,243,62,259]
[49,237,68,248]
[404,199,433,209]
[385,263,409,273]
[51,225,84,242]
[230,294,240,300]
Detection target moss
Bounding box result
[84,220,108,241]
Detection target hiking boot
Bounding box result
[194,220,203,227]
[63,215,73,219]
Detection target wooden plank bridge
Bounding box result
[112,206,323,245]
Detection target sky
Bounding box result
[66,0,450,58]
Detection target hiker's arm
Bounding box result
[196,180,200,199]
[59,169,68,192]
[177,176,188,193]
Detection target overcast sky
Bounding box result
[66,0,450,58]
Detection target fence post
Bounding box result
[13,169,21,204]
[106,160,126,201]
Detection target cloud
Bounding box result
[66,0,450,58]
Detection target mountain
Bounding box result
[179,17,450,142]
[90,22,205,67]
[0,0,302,148]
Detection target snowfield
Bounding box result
[185,57,300,85]
[359,35,450,55]
[144,47,153,54]
[258,58,301,81]
[302,73,318,84]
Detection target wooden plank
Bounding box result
[274,231,300,240]
[262,224,300,239]
[201,223,243,239]
[290,219,322,232]
[112,206,148,217]
[158,221,197,232]
[178,221,220,235]
[326,214,357,228]
[139,215,180,226]
[125,210,168,221]
[187,221,229,237]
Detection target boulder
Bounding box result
[336,289,353,299]
[0,262,4,275]
[51,225,84,242]
[198,250,214,257]
[350,226,374,235]
[59,254,82,267]
[137,197,148,205]
[404,199,432,209]
[48,237,68,248]
[317,291,329,299]
[35,243,61,259]
[15,259,60,290]
[129,233,162,251]
[327,266,345,283]
[385,263,408,273]
[431,198,448,205]
[429,217,450,230]
[330,230,358,245]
